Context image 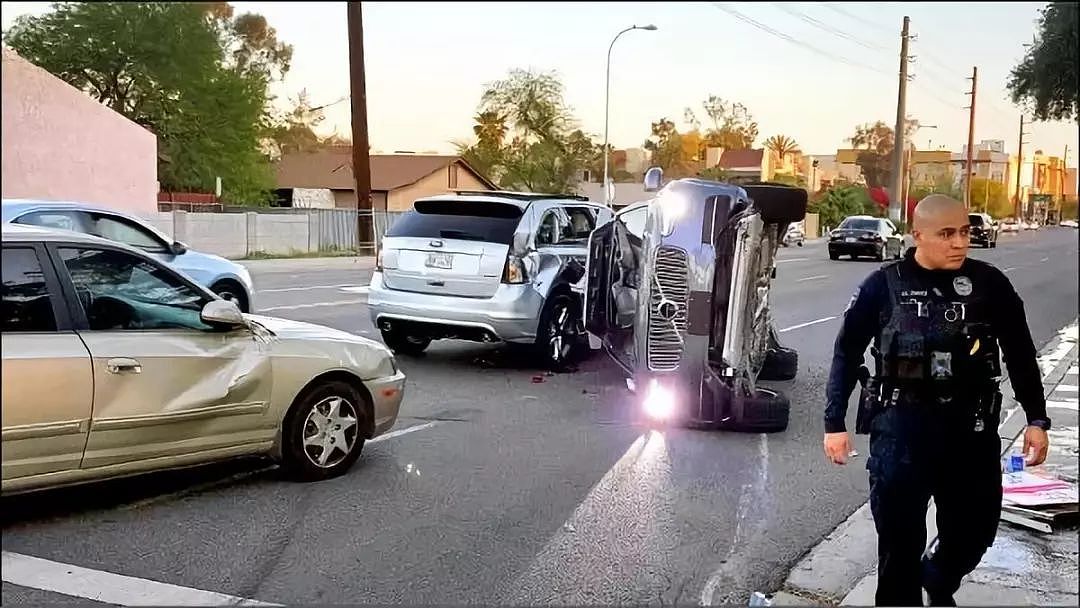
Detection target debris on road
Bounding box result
[531,375,545,383]
[1000,470,1079,533]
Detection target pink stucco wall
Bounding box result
[2,48,158,214]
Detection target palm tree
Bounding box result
[764,134,800,159]
[473,111,508,148]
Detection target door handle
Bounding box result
[106,358,142,374]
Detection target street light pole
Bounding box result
[603,24,656,206]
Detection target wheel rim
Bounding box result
[302,396,360,468]
[547,301,574,363]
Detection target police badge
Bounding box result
[953,276,973,297]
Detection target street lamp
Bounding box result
[603,24,657,206]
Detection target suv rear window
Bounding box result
[839,218,880,231]
[388,200,523,244]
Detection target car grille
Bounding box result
[647,247,689,371]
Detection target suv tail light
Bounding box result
[502,255,528,284]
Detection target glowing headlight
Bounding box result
[643,379,676,420]
[658,194,688,236]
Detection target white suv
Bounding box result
[368,191,613,369]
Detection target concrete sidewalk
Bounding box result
[775,321,1079,606]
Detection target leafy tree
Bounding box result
[810,185,879,230]
[269,90,326,156]
[764,135,800,160]
[4,2,292,204]
[700,96,758,150]
[969,178,1012,218]
[848,120,919,188]
[1008,2,1078,121]
[456,69,595,193]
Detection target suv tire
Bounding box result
[536,293,584,372]
[380,329,431,356]
[725,386,790,433]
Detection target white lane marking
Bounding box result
[258,299,367,313]
[340,286,370,294]
[778,316,837,333]
[1045,399,1079,412]
[775,257,809,264]
[1052,384,1079,393]
[1040,257,1049,262]
[497,431,674,604]
[260,283,361,293]
[1003,267,1016,273]
[1,551,279,606]
[369,421,439,444]
[796,274,828,282]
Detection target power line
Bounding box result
[819,3,894,33]
[770,2,887,52]
[711,3,889,74]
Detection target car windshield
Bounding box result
[386,200,523,243]
[839,218,880,231]
[969,214,985,226]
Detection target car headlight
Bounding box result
[658,193,688,236]
[643,379,676,420]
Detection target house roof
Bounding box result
[717,149,764,170]
[274,147,496,191]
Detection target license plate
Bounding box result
[425,252,453,269]
[845,237,856,243]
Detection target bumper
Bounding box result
[829,241,882,255]
[367,272,544,343]
[364,370,406,438]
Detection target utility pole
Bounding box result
[963,66,977,208]
[1014,114,1029,219]
[347,2,374,255]
[889,16,911,223]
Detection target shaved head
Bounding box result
[911,194,971,270]
[913,194,966,231]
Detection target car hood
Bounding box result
[831,228,879,238]
[245,314,378,345]
[243,314,397,379]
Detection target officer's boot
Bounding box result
[921,555,957,606]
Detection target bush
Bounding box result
[809,185,880,231]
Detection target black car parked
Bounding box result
[968,212,999,248]
[827,215,903,261]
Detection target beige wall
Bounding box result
[387,164,490,212]
[1,49,157,214]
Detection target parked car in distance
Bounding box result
[827,215,903,261]
[1000,218,1021,233]
[1024,220,1041,230]
[1,224,405,495]
[782,221,805,247]
[1059,219,1079,228]
[368,190,614,370]
[968,212,998,248]
[2,199,255,312]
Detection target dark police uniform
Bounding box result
[825,248,1050,606]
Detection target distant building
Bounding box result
[274,148,496,212]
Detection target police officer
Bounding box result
[823,195,1051,606]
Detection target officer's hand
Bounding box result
[824,432,853,465]
[1023,426,1050,466]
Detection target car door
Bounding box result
[1,243,94,483]
[604,206,647,369]
[50,243,276,470]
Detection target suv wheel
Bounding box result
[380,328,431,356]
[536,293,583,372]
[725,387,790,433]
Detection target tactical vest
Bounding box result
[873,261,1002,403]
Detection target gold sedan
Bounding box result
[1,224,406,495]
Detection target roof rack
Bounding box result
[454,190,590,202]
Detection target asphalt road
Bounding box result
[3,227,1077,606]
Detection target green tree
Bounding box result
[810,185,878,230]
[1008,2,1078,121]
[456,69,595,193]
[4,2,293,204]
[969,178,1013,218]
[700,96,758,149]
[848,120,919,188]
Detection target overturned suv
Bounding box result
[585,168,807,432]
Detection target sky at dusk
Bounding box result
[3,1,1076,163]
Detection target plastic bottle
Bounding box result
[1007,447,1025,483]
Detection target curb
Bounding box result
[777,320,1080,605]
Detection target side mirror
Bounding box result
[643,166,664,192]
[171,241,188,256]
[201,299,245,327]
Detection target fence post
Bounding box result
[246,212,258,257]
[173,210,188,243]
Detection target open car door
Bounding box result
[584,219,614,338]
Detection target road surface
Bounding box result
[3,227,1077,605]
